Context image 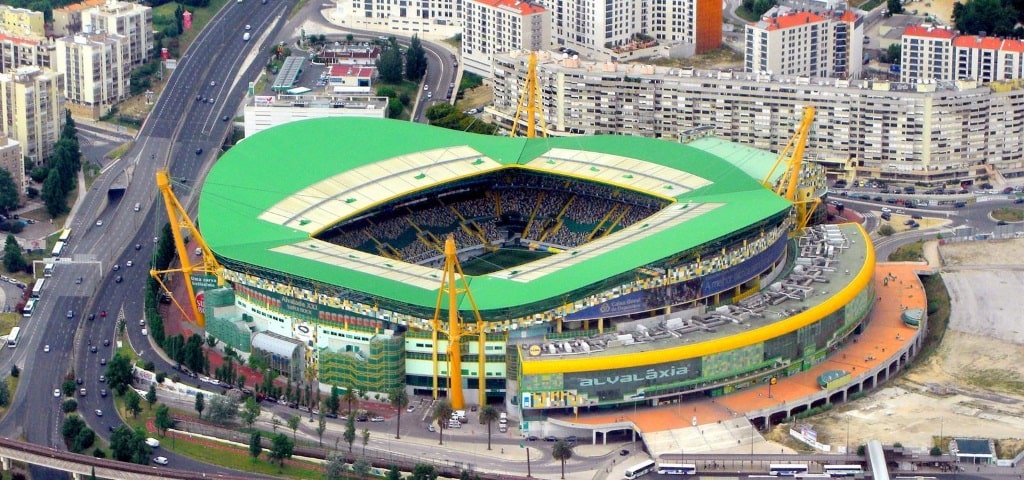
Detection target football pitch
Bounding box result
[461,248,552,276]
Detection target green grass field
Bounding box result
[461,248,551,276]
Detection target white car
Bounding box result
[126,260,133,267]
[881,207,892,213]
[245,24,251,30]
[95,220,103,226]
[146,437,160,448]
[153,456,169,465]
[95,409,103,417]
[43,344,50,352]
[53,389,60,397]
[210,81,216,87]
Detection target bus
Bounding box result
[624,460,656,479]
[43,262,54,277]
[22,299,35,317]
[51,241,65,258]
[7,326,20,347]
[58,228,71,243]
[823,465,864,477]
[656,463,697,475]
[769,464,810,476]
[31,278,44,299]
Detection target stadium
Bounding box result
[195,117,875,430]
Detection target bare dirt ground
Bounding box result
[808,239,1024,454]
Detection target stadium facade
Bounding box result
[197,118,874,426]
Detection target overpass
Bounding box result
[0,437,252,480]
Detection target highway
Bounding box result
[0,0,296,477]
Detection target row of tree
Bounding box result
[40,111,83,217]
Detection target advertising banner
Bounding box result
[700,236,787,296]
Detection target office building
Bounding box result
[0,66,65,164]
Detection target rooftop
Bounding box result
[903,24,956,39]
[471,0,545,14]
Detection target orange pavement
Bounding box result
[557,262,928,432]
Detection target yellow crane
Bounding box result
[150,169,225,327]
[511,52,547,138]
[761,107,820,232]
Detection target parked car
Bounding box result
[153,456,169,465]
[371,416,385,422]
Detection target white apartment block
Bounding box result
[336,0,719,62]
[900,24,954,83]
[490,51,1024,185]
[462,0,550,76]
[0,32,55,73]
[0,135,25,203]
[52,0,106,37]
[952,35,1024,83]
[56,33,130,119]
[0,5,44,37]
[745,7,863,79]
[80,0,153,68]
[0,66,65,164]
[243,94,388,137]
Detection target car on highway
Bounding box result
[95,220,103,226]
[406,405,415,413]
[126,260,133,267]
[153,456,169,465]
[146,438,160,448]
[88,313,95,321]
[99,375,106,383]
[245,24,251,30]
[90,345,97,353]
[53,389,60,397]
[525,435,538,441]
[135,243,142,250]
[544,435,558,442]
[196,148,203,155]
[115,275,122,283]
[356,415,369,422]
[100,388,107,397]
[112,264,119,271]
[210,81,216,87]
[75,277,82,284]
[43,345,49,353]
[79,388,86,397]
[100,358,107,366]
[95,409,103,417]
[66,310,74,318]
[223,116,230,122]
[103,338,110,346]
[370,416,384,422]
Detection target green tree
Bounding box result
[62,398,78,413]
[126,390,143,418]
[432,399,453,445]
[361,428,370,456]
[326,385,341,415]
[886,44,902,65]
[146,384,158,410]
[0,376,10,407]
[194,392,205,419]
[411,464,438,480]
[342,386,357,416]
[0,169,19,215]
[287,413,301,441]
[154,404,173,436]
[387,465,402,480]
[752,0,776,17]
[551,439,575,479]
[267,433,294,467]
[886,0,904,15]
[878,224,895,236]
[109,425,151,464]
[389,387,409,439]
[325,452,347,480]
[479,405,499,450]
[344,414,356,453]
[953,0,1019,36]
[41,168,66,217]
[375,39,403,83]
[2,235,24,273]
[207,394,239,424]
[316,410,327,447]
[353,458,372,479]
[105,353,133,396]
[405,35,428,81]
[61,415,87,451]
[241,397,262,430]
[249,431,262,463]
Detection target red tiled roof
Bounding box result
[54,0,105,13]
[761,12,826,31]
[470,0,545,15]
[903,25,955,39]
[839,9,857,22]
[0,32,40,46]
[1001,39,1024,53]
[329,65,375,78]
[953,35,1002,49]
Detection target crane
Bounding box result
[150,169,225,327]
[761,107,820,233]
[510,52,547,138]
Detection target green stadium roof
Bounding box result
[199,118,792,314]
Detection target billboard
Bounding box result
[565,277,702,322]
[700,236,787,296]
[561,357,701,401]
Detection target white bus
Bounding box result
[656,463,696,475]
[43,263,54,277]
[7,326,20,347]
[769,464,810,476]
[21,299,34,317]
[31,278,44,298]
[51,241,65,258]
[823,465,864,477]
[624,460,656,479]
[58,228,71,243]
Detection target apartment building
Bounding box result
[900,24,954,83]
[952,35,1024,83]
[0,135,25,203]
[55,33,130,119]
[745,7,863,79]
[462,0,549,76]
[0,33,55,73]
[80,0,153,67]
[489,50,1024,185]
[0,66,65,164]
[337,0,718,62]
[0,5,44,37]
[53,0,107,36]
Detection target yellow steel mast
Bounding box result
[760,107,820,232]
[430,235,487,410]
[510,52,547,138]
[151,169,225,327]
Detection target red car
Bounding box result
[99,310,107,318]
